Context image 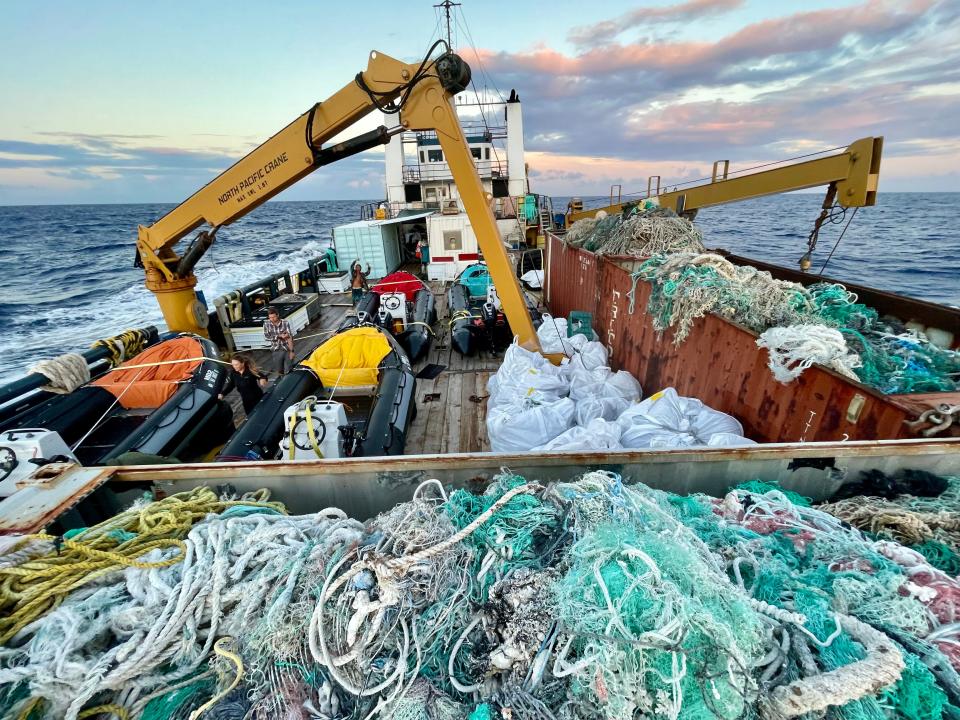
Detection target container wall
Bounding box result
[595,261,911,442]
[111,439,960,520]
[333,224,398,279]
[546,235,954,443]
[544,234,599,320]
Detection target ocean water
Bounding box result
[0,193,957,383]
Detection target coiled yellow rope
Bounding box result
[0,487,284,644]
[91,328,151,368]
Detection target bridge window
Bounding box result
[471,147,482,160]
[427,149,443,163]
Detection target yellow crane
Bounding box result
[135,45,546,353]
[566,137,883,269]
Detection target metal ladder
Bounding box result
[537,195,554,231]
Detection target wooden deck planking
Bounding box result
[420,374,448,455]
[443,373,463,454]
[223,280,500,454]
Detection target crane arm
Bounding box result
[567,136,883,223]
[136,48,543,354]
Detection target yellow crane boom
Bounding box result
[136,47,544,353]
[567,136,883,223]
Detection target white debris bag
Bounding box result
[569,367,642,424]
[535,418,623,452]
[487,342,569,407]
[576,395,631,425]
[706,432,757,447]
[487,397,576,453]
[538,315,598,355]
[560,341,609,379]
[537,316,576,355]
[520,269,543,289]
[617,387,747,449]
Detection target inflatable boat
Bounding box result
[0,335,233,465]
[219,325,416,461]
[448,263,541,356]
[344,273,438,363]
[396,287,437,362]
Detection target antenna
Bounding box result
[434,0,461,47]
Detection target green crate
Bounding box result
[567,311,593,338]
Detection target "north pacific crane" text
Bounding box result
[217,152,290,205]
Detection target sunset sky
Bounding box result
[1,0,958,205]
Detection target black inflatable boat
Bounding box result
[219,325,416,461]
[0,335,233,465]
[447,282,540,357]
[344,284,437,363]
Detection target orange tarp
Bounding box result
[92,337,203,409]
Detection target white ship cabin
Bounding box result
[332,90,557,282]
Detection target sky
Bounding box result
[0,0,958,205]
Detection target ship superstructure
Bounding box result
[331,90,553,282]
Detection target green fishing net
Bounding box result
[565,205,706,256]
[633,252,960,394]
[6,471,960,720]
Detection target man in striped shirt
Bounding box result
[263,306,295,377]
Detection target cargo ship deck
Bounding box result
[227,280,513,454]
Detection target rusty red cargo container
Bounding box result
[544,240,599,320]
[545,234,960,443]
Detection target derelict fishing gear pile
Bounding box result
[4,471,960,719]
[630,253,960,394]
[565,207,960,394]
[564,206,706,257]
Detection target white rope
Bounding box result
[0,509,361,720]
[756,325,862,383]
[29,353,90,394]
[759,613,904,719]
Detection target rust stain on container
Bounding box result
[546,235,960,443]
[544,236,599,321]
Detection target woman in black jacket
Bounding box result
[218,353,268,414]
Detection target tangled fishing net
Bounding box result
[633,253,960,394]
[632,253,817,344]
[564,205,706,257]
[6,471,960,718]
[818,469,960,577]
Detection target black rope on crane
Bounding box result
[818,206,860,275]
[354,39,450,115]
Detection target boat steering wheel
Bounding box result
[0,446,17,485]
[291,415,327,453]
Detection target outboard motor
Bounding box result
[378,292,408,335]
[377,305,392,330]
[480,301,499,353]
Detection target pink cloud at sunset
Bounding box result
[472,0,960,194]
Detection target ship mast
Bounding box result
[434,0,461,47]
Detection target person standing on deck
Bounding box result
[350,260,371,306]
[263,306,295,377]
[218,353,268,414]
[416,235,430,277]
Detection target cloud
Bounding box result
[569,0,743,48]
[482,0,939,84]
[0,132,385,204]
[471,0,960,193]
[2,1,960,202]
